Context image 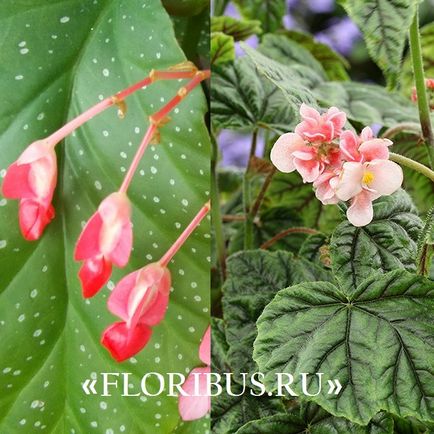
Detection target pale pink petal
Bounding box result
[28,154,57,200]
[360,127,374,142]
[359,139,390,161]
[293,158,321,183]
[299,103,321,122]
[17,140,53,165]
[139,291,169,326]
[178,367,211,421]
[101,321,152,362]
[199,326,211,366]
[74,212,104,260]
[339,130,360,161]
[366,160,403,196]
[270,133,305,173]
[2,162,34,199]
[336,162,364,201]
[108,221,133,267]
[326,107,346,133]
[347,191,374,227]
[291,148,316,161]
[107,270,141,321]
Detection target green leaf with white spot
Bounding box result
[330,190,422,295]
[254,269,434,425]
[0,1,210,432]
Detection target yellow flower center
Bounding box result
[362,171,375,185]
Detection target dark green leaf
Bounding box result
[222,250,331,381]
[211,16,262,41]
[233,0,285,33]
[340,0,418,87]
[283,30,350,81]
[331,190,422,295]
[299,233,331,268]
[254,269,434,425]
[211,317,230,373]
[162,0,208,16]
[211,32,235,65]
[211,56,297,133]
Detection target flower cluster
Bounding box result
[271,104,403,226]
[178,326,211,421]
[2,63,211,364]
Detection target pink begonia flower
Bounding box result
[313,169,341,205]
[179,326,211,421]
[336,159,403,226]
[74,192,133,298]
[101,262,171,362]
[270,132,342,183]
[2,139,57,240]
[294,103,346,142]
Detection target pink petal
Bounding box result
[347,190,374,227]
[17,140,53,165]
[1,162,34,199]
[178,367,211,421]
[291,147,316,161]
[101,321,152,362]
[270,133,305,173]
[360,127,374,141]
[326,107,346,133]
[336,162,364,201]
[339,130,360,161]
[27,154,57,200]
[293,158,321,183]
[74,212,104,260]
[199,326,211,365]
[18,199,55,241]
[299,103,321,122]
[107,270,141,321]
[359,139,390,161]
[108,221,133,267]
[366,160,403,196]
[139,291,169,327]
[78,256,112,298]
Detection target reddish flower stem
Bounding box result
[47,66,199,145]
[118,70,210,194]
[159,201,211,267]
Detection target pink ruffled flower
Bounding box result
[74,192,133,298]
[101,262,171,362]
[2,139,57,240]
[313,169,341,205]
[336,160,403,226]
[179,326,211,421]
[295,103,346,142]
[270,132,342,183]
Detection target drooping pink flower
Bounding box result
[336,159,403,226]
[74,192,133,298]
[2,139,57,240]
[313,169,341,205]
[101,262,171,362]
[270,132,342,183]
[179,326,211,421]
[295,103,346,142]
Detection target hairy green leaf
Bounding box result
[211,32,235,65]
[254,269,434,425]
[331,190,422,294]
[0,1,209,432]
[211,16,262,41]
[222,250,331,382]
[340,0,418,87]
[233,0,285,33]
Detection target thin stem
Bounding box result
[47,65,198,145]
[118,123,157,193]
[159,201,211,267]
[243,129,258,250]
[250,167,276,220]
[382,122,421,139]
[211,133,227,279]
[119,70,210,194]
[223,214,246,222]
[409,7,434,169]
[389,152,434,182]
[260,227,320,250]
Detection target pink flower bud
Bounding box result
[2,140,57,240]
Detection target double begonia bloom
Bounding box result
[179,326,211,421]
[295,103,347,143]
[2,139,57,240]
[101,262,171,362]
[74,192,133,298]
[270,132,342,183]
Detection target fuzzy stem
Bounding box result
[382,122,421,139]
[389,152,434,182]
[260,227,320,250]
[47,66,198,145]
[409,8,434,169]
[159,201,211,267]
[250,167,276,220]
[211,133,227,279]
[243,129,258,250]
[118,70,210,194]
